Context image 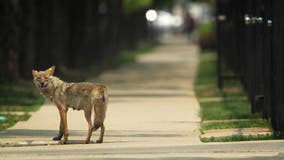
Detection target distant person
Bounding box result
[183,12,196,39]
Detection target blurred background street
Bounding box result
[1,0,284,159]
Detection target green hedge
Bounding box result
[197,23,216,50]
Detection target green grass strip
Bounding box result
[201,132,280,143]
[0,83,44,130]
[194,51,277,142]
[200,100,261,120]
[0,113,31,131]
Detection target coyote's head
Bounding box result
[32,66,55,91]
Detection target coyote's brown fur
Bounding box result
[32,66,108,144]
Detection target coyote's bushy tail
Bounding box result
[103,87,108,105]
[93,87,108,131]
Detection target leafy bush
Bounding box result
[197,23,216,50]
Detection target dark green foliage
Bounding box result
[197,23,216,50]
[152,0,176,10]
[0,84,44,109]
[123,0,153,14]
[0,0,156,82]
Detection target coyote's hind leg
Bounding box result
[83,108,93,144]
[94,123,105,143]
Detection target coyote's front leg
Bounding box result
[53,117,64,141]
[53,104,64,141]
[55,103,69,144]
[59,108,69,144]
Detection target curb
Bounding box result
[200,127,272,139]
[0,141,59,147]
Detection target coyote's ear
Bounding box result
[32,70,38,77]
[47,65,55,76]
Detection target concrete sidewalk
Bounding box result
[0,35,201,147]
[1,36,284,160]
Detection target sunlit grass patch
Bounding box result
[195,51,275,142]
[0,113,31,131]
[0,83,43,130]
[200,99,260,120]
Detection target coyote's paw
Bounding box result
[96,139,103,143]
[82,140,90,144]
[59,140,67,144]
[53,136,62,141]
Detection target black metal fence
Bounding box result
[217,0,284,135]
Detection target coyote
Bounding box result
[32,66,108,144]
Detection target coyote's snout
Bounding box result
[32,66,108,144]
